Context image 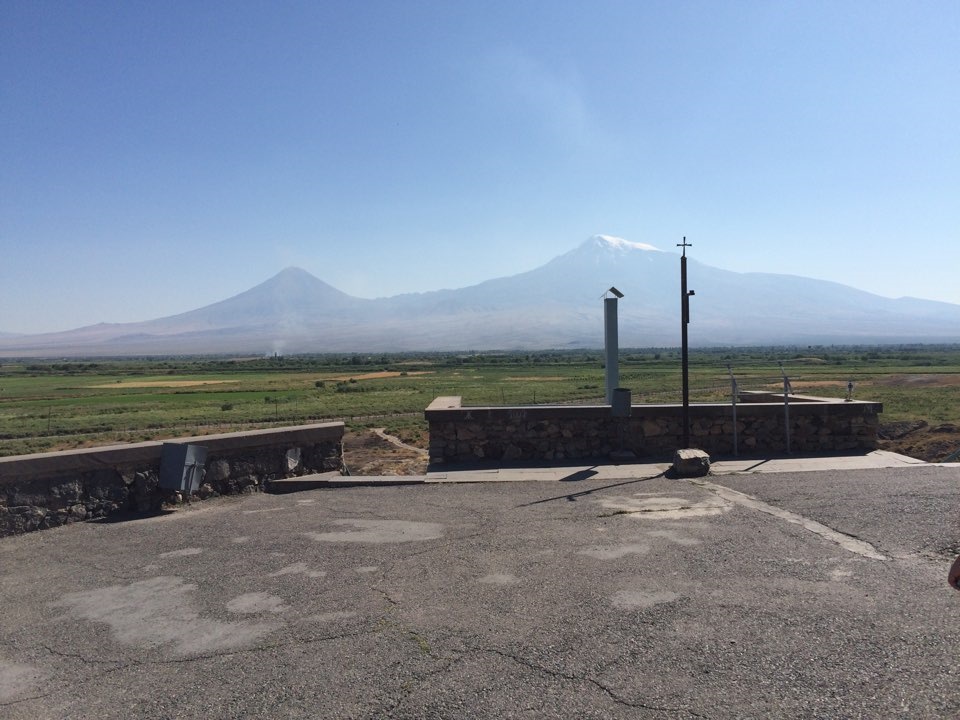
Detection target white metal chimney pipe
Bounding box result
[604,296,619,404]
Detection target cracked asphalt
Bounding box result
[1,465,958,719]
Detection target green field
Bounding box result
[2,347,960,458]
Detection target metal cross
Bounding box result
[676,236,693,257]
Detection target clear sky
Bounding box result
[2,1,958,334]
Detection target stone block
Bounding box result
[206,460,231,482]
[0,506,46,535]
[672,449,711,478]
[48,479,83,509]
[503,444,523,461]
[641,420,663,437]
[456,426,477,441]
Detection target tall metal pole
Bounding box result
[678,237,693,448]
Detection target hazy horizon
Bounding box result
[8,235,960,338]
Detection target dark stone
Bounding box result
[133,471,161,512]
[49,479,83,507]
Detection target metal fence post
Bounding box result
[727,364,738,456]
[778,362,792,454]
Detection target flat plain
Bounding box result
[1,347,959,462]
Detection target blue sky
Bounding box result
[2,1,958,334]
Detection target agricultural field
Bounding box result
[1,347,959,463]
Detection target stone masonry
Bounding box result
[426,396,881,464]
[0,422,344,537]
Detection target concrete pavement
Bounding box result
[1,459,958,719]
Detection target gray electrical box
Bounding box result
[159,443,208,494]
[611,388,632,418]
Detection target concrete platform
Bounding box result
[427,449,938,484]
[272,450,947,490]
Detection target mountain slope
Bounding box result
[2,235,958,356]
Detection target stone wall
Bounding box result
[0,422,344,537]
[426,396,881,464]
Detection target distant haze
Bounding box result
[1,235,958,357]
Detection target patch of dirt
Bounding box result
[88,380,235,388]
[873,374,960,387]
[505,376,567,381]
[878,420,928,440]
[342,429,428,476]
[787,380,852,389]
[879,421,960,462]
[327,371,434,381]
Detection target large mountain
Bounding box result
[3,235,959,356]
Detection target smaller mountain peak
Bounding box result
[588,234,660,252]
[274,266,315,278]
[263,266,330,287]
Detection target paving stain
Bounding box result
[226,592,289,614]
[0,659,43,703]
[577,543,651,560]
[644,529,702,546]
[158,547,203,558]
[597,493,730,519]
[303,519,444,544]
[50,576,278,656]
[268,562,326,579]
[302,611,358,623]
[611,589,680,610]
[477,573,519,585]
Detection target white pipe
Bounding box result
[604,297,619,404]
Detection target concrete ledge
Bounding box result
[0,423,345,483]
[426,396,462,411]
[1,423,345,537]
[426,399,883,424]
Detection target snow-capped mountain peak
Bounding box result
[590,234,660,252]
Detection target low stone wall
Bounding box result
[0,423,344,537]
[426,395,881,464]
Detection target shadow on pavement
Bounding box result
[516,472,666,507]
[90,508,178,524]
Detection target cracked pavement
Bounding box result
[1,465,958,718]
